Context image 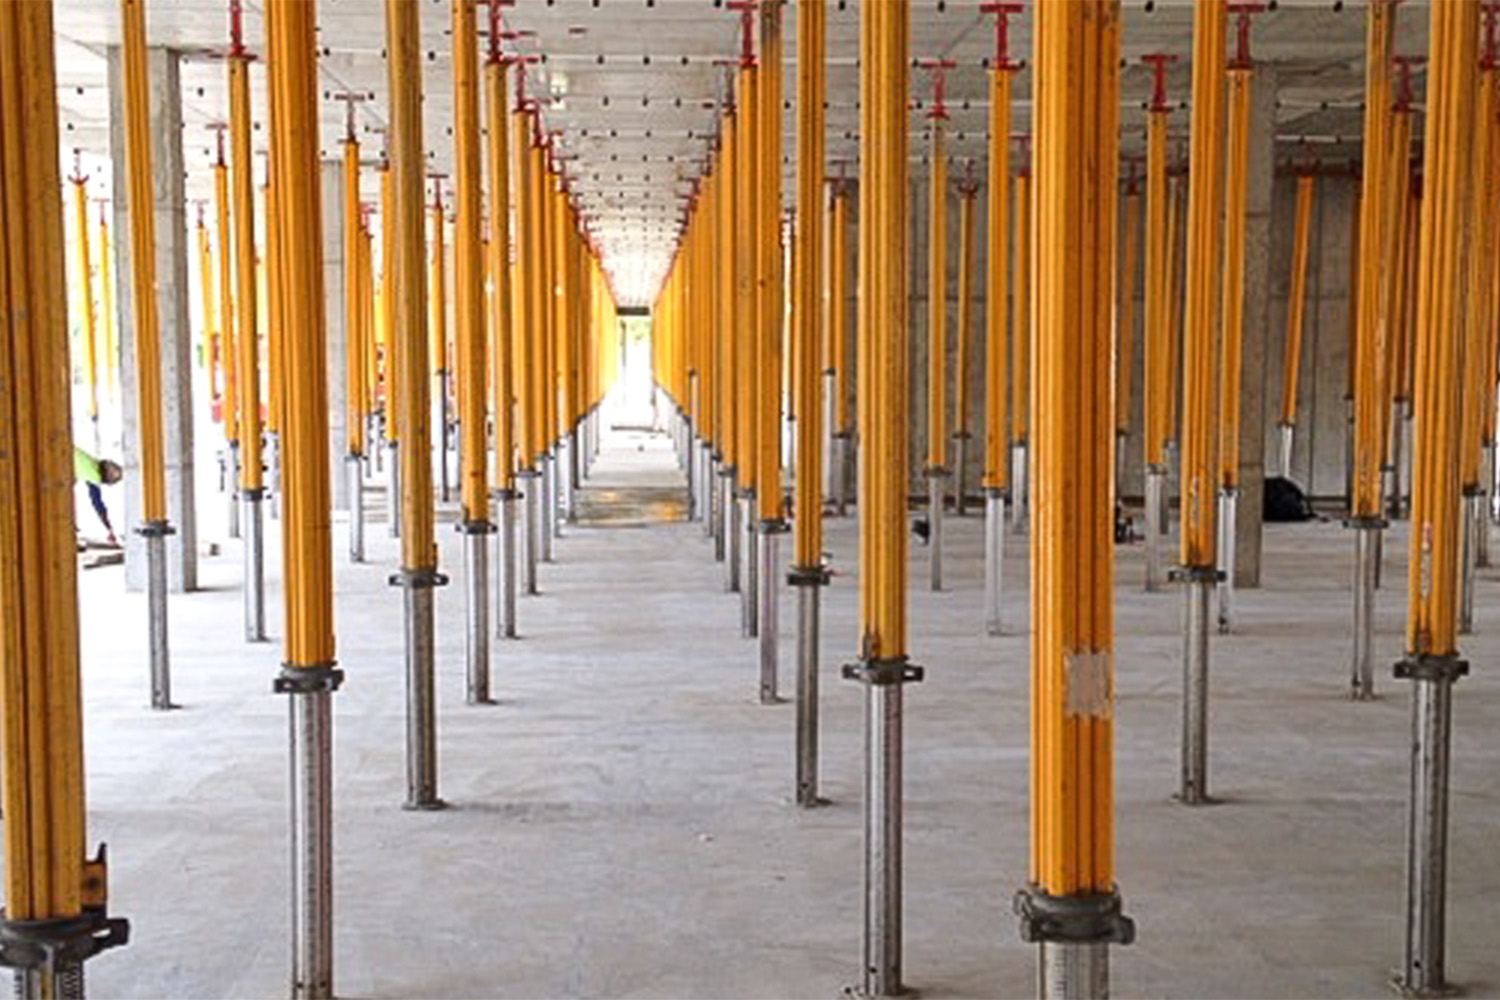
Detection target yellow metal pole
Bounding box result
[1177,0,1227,806]
[1165,171,1186,448]
[486,12,519,638]
[71,167,101,439]
[361,212,374,434]
[121,0,175,709]
[525,115,550,561]
[920,58,953,591]
[699,175,718,491]
[1405,0,1477,674]
[1277,171,1315,475]
[342,124,365,463]
[429,181,452,503]
[1116,181,1139,448]
[1010,149,1031,530]
[266,176,284,440]
[197,205,218,411]
[923,63,952,478]
[387,0,444,810]
[717,105,737,527]
[754,0,786,702]
[564,201,581,459]
[557,177,574,519]
[213,131,239,457]
[367,210,382,433]
[549,170,563,462]
[1349,0,1396,699]
[1385,59,1419,521]
[121,0,166,527]
[1397,3,1479,993]
[847,1,919,995]
[1215,7,1259,635]
[1481,57,1500,461]
[1459,63,1498,496]
[1457,44,1498,631]
[982,5,1019,636]
[229,0,267,640]
[1343,184,1361,502]
[451,0,492,698]
[511,105,534,468]
[791,0,826,808]
[0,2,129,988]
[1398,175,1421,410]
[536,154,559,557]
[0,1,132,995]
[550,179,572,491]
[1351,0,1395,524]
[265,3,340,994]
[757,2,783,535]
[429,188,447,382]
[1218,60,1252,497]
[361,214,376,442]
[733,39,760,638]
[511,98,540,595]
[953,174,977,516]
[1142,58,1174,480]
[1017,2,1133,989]
[827,178,851,512]
[381,162,400,454]
[98,200,119,401]
[337,95,368,565]
[737,58,757,508]
[532,138,551,472]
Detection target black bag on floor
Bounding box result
[1264,476,1315,522]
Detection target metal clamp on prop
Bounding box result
[1013,886,1135,946]
[1394,652,1469,684]
[984,485,1011,501]
[787,564,832,587]
[388,568,450,590]
[0,908,130,975]
[274,663,346,695]
[455,520,498,536]
[924,465,951,479]
[488,487,522,502]
[842,656,925,687]
[1342,514,1390,531]
[1168,565,1226,585]
[760,518,791,536]
[133,520,176,539]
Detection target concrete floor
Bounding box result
[71,426,1500,999]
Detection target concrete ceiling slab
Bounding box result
[50,0,1428,304]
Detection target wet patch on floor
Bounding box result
[573,486,688,527]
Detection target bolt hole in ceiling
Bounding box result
[53,0,1421,307]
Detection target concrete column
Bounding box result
[109,46,197,594]
[323,159,350,510]
[1233,66,1278,588]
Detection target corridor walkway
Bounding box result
[70,425,1500,998]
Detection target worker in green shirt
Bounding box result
[74,446,122,547]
